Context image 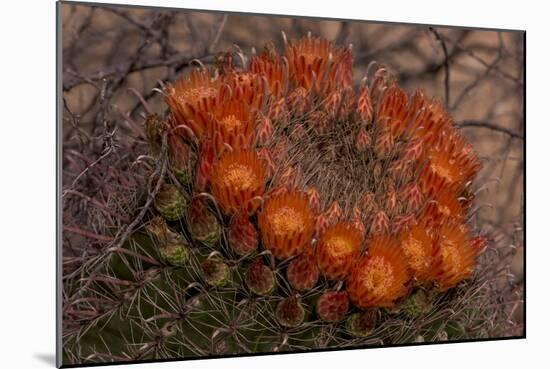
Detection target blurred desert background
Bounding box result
[61,3,524,333]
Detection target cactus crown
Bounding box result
[63,33,513,366]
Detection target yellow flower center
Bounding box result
[326,235,354,258]
[269,206,304,237]
[440,240,461,276]
[182,87,218,102]
[362,256,394,295]
[402,234,429,273]
[222,164,256,192]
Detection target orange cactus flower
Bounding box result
[286,86,310,115]
[392,213,416,234]
[422,189,466,226]
[258,190,315,260]
[402,138,424,162]
[250,51,289,98]
[316,222,363,280]
[267,95,290,122]
[308,110,331,134]
[431,220,477,291]
[380,188,398,217]
[351,206,366,237]
[347,235,411,308]
[407,95,452,145]
[419,129,482,196]
[210,149,266,215]
[398,221,434,284]
[373,127,395,158]
[285,35,352,94]
[360,192,378,218]
[371,65,400,97]
[206,100,257,153]
[375,85,410,139]
[223,71,268,110]
[165,69,227,139]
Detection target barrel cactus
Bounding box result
[63,33,512,365]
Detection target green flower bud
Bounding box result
[201,258,230,287]
[168,134,197,187]
[146,216,189,266]
[401,288,433,317]
[154,183,188,221]
[188,197,221,247]
[144,114,165,155]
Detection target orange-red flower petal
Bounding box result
[431,220,477,291]
[258,190,315,260]
[347,235,411,308]
[316,222,363,280]
[210,149,266,215]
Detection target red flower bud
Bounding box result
[317,290,349,323]
[228,212,259,256]
[355,128,371,153]
[357,85,373,123]
[370,210,390,235]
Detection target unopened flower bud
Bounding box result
[188,197,221,247]
[245,258,275,296]
[146,216,189,266]
[276,295,305,328]
[154,183,188,221]
[201,257,230,287]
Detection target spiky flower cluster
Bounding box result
[148,33,485,336]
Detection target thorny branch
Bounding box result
[429,27,450,108]
[457,120,524,140]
